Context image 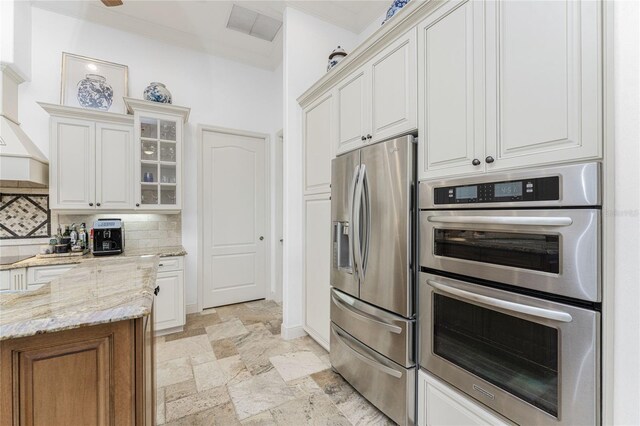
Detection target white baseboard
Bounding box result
[186,303,200,315]
[280,324,307,340]
[155,326,184,336]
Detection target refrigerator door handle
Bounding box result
[349,164,360,280]
[353,164,366,282]
[361,166,370,277]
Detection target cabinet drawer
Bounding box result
[157,256,183,272]
[27,265,75,285]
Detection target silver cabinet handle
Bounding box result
[332,292,402,334]
[331,325,403,378]
[427,279,573,323]
[427,216,573,227]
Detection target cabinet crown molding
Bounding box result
[38,102,134,125]
[297,0,441,108]
[123,98,190,122]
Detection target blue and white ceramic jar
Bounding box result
[76,74,113,111]
[327,46,347,72]
[143,82,172,104]
[382,0,411,25]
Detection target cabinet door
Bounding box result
[154,270,185,331]
[96,123,134,210]
[418,371,511,426]
[50,118,95,209]
[485,0,601,170]
[370,28,418,143]
[303,92,334,195]
[336,67,369,155]
[303,195,331,349]
[418,0,485,180]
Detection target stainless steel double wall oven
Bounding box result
[418,163,601,425]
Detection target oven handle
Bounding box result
[426,216,573,227]
[427,280,573,323]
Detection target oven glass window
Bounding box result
[434,294,559,417]
[434,229,560,273]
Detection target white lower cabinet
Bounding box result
[303,194,331,349]
[0,270,11,292]
[154,256,185,333]
[418,370,511,426]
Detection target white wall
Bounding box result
[612,0,640,423]
[19,7,283,309]
[281,7,361,338]
[0,0,32,79]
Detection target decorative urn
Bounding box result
[143,82,172,104]
[327,46,348,72]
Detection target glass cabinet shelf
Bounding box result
[125,97,189,211]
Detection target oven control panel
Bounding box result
[434,176,560,204]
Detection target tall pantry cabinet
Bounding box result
[301,91,335,349]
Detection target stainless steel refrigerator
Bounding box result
[330,135,416,425]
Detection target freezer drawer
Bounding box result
[330,323,415,425]
[331,288,414,367]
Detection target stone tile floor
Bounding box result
[156,299,394,425]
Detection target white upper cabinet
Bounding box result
[95,123,134,210]
[485,0,601,171]
[335,28,418,156]
[50,117,96,209]
[370,28,417,143]
[418,0,485,180]
[418,0,602,180]
[336,68,368,155]
[304,91,335,195]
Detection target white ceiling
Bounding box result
[31,1,389,70]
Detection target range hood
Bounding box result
[0,64,48,187]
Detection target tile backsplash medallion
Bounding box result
[0,193,50,239]
[55,213,182,249]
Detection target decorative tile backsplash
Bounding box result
[0,194,51,239]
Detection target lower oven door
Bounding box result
[418,272,600,426]
[420,209,601,302]
[330,323,415,425]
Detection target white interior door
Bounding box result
[202,129,267,308]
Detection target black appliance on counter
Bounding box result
[92,219,125,256]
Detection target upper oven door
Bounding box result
[420,209,600,302]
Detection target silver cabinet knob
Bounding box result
[280,238,284,243]
[89,202,94,206]
[485,156,495,164]
[259,236,264,241]
[366,134,372,139]
[361,136,366,141]
[472,159,481,166]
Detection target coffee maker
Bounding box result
[92,219,125,256]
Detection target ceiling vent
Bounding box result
[226,4,282,42]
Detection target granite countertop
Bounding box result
[0,245,187,271]
[0,255,159,341]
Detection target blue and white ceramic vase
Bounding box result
[143,82,172,104]
[76,74,113,111]
[382,0,410,25]
[327,46,347,72]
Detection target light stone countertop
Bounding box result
[0,255,160,341]
[0,245,187,271]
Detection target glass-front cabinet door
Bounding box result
[125,98,189,211]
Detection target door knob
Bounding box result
[485,156,495,164]
[361,136,366,141]
[472,159,481,166]
[259,236,264,241]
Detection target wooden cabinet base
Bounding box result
[0,316,155,426]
